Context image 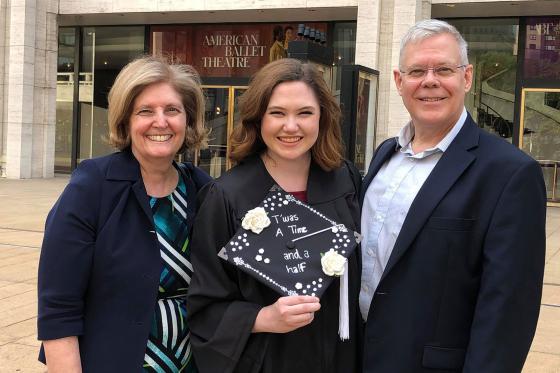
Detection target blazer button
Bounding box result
[136,321,144,326]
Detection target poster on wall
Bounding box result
[524,17,560,80]
[353,75,371,172]
[151,23,327,78]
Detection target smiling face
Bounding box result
[260,81,320,166]
[394,33,473,132]
[129,82,186,166]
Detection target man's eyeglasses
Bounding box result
[399,65,467,80]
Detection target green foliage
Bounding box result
[477,51,517,80]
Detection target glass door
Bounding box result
[199,85,247,178]
[200,86,230,178]
[78,26,145,163]
[226,86,248,169]
[519,88,560,203]
[55,28,77,173]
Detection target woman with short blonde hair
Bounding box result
[38,56,211,372]
[108,56,207,152]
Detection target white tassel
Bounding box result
[338,261,349,340]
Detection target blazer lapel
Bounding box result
[132,181,153,223]
[360,138,398,205]
[380,116,480,281]
[106,150,154,223]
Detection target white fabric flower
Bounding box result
[242,207,271,234]
[321,249,347,276]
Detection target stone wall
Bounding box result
[0,0,6,177]
[58,0,359,13]
[3,0,57,178]
[369,0,430,146]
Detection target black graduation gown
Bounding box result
[187,155,362,373]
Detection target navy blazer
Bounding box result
[37,150,211,372]
[361,114,546,373]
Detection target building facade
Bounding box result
[1,0,559,200]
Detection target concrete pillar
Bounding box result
[0,0,6,177]
[36,0,58,177]
[4,0,57,179]
[363,0,431,146]
[355,0,381,69]
[5,0,35,178]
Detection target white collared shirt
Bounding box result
[359,108,467,321]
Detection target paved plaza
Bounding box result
[0,176,559,372]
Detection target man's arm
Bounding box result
[463,160,546,372]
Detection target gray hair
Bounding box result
[399,19,469,68]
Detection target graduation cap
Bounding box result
[218,185,361,339]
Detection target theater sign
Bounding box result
[151,23,327,78]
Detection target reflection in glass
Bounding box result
[332,23,356,102]
[310,62,334,93]
[226,87,247,170]
[201,88,230,178]
[449,18,519,142]
[521,90,560,201]
[152,28,191,64]
[524,17,560,80]
[232,88,246,128]
[354,72,378,173]
[55,28,76,172]
[78,26,145,163]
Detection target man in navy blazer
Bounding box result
[360,20,546,372]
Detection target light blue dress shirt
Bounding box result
[359,108,467,321]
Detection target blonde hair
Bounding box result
[230,58,343,171]
[108,55,207,152]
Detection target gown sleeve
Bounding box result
[187,182,266,373]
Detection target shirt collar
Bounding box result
[397,107,467,158]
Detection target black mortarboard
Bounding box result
[218,185,361,298]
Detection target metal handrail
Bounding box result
[479,102,512,138]
[56,72,93,86]
[480,101,503,119]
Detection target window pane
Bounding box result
[55,27,76,172]
[521,90,560,201]
[78,26,145,162]
[332,22,357,99]
[524,17,560,80]
[448,18,519,143]
[200,87,230,178]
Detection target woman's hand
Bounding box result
[252,296,321,333]
[43,336,82,373]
